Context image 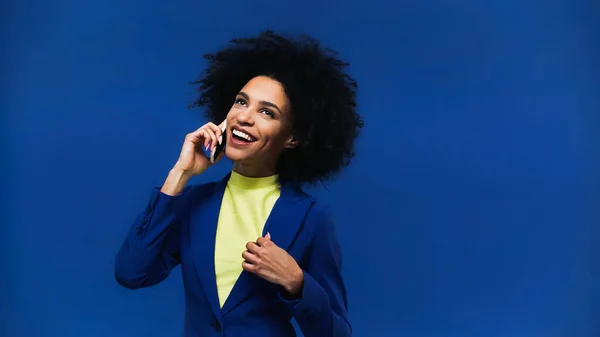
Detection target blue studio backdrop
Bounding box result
[2,1,599,336]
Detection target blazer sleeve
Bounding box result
[114,186,191,289]
[278,204,352,337]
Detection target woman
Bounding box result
[115,30,363,337]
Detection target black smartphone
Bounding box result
[210,121,227,164]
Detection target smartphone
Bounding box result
[210,121,227,164]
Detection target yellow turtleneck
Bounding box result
[214,170,281,308]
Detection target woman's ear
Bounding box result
[285,135,298,149]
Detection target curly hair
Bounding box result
[189,30,364,185]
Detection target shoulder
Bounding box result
[168,179,224,208]
[185,180,221,196]
[290,185,333,222]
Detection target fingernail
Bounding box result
[207,142,211,150]
[218,135,223,145]
[266,232,271,239]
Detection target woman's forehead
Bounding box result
[240,76,289,109]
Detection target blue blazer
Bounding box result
[115,174,351,337]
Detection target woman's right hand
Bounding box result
[173,121,225,177]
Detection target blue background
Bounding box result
[2,1,599,336]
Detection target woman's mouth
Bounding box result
[230,128,257,144]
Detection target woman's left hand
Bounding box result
[242,233,304,296]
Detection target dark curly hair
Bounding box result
[189,30,364,185]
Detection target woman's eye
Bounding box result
[235,98,246,106]
[261,109,274,117]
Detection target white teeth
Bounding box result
[232,129,254,141]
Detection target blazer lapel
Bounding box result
[261,183,313,251]
[188,175,229,321]
[221,182,313,316]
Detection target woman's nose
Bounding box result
[235,108,254,125]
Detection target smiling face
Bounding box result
[224,76,297,177]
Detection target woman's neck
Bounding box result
[232,161,276,178]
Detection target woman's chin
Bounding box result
[225,147,254,163]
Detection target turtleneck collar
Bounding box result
[227,170,279,190]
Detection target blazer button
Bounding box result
[214,321,222,332]
[136,227,143,235]
[141,217,147,225]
